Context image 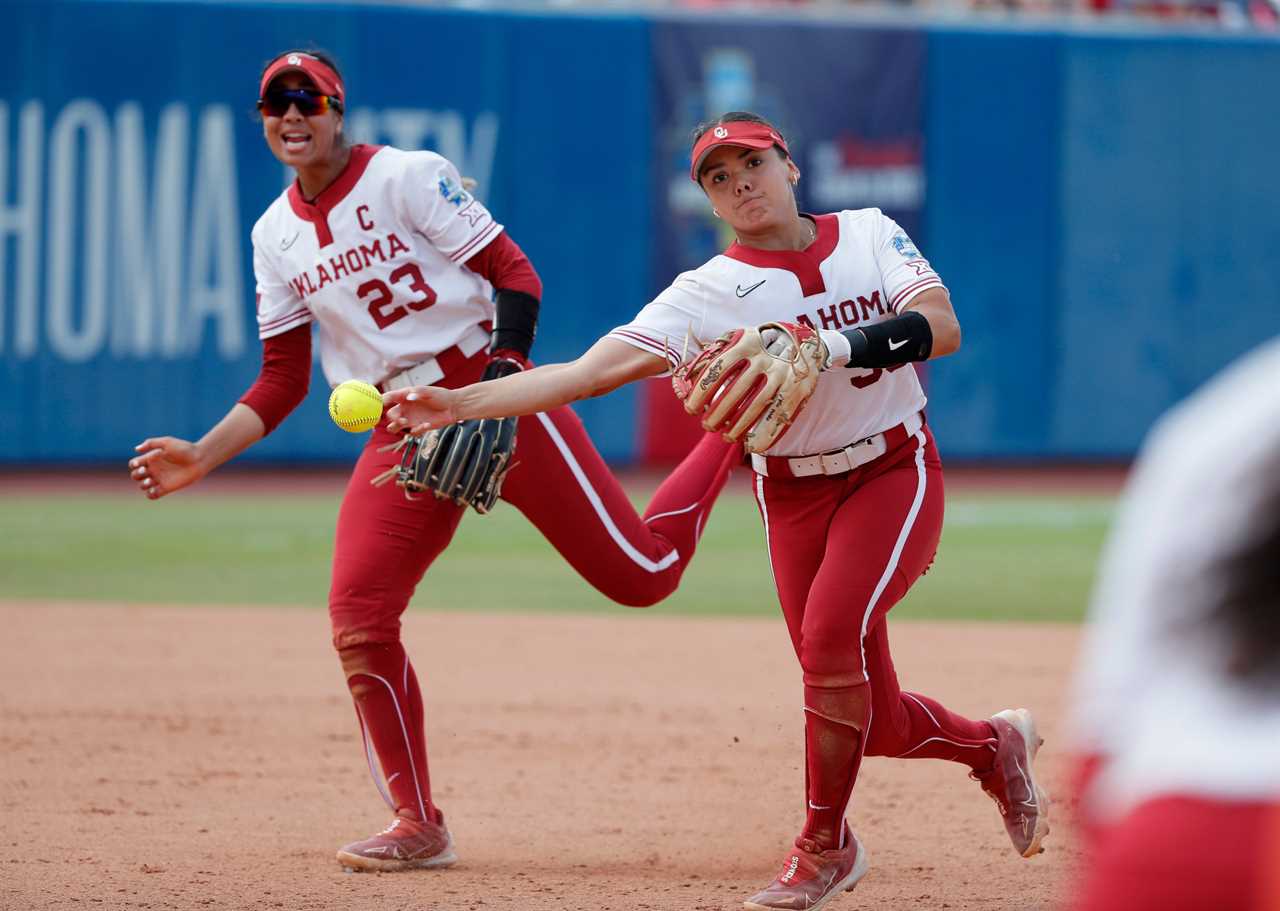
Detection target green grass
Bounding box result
[0,489,1112,623]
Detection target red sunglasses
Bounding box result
[257,88,342,118]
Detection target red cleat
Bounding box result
[973,708,1051,858]
[336,813,457,872]
[743,825,869,910]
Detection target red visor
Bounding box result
[259,52,345,105]
[690,120,790,182]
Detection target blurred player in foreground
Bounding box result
[385,111,1049,910]
[1069,337,1280,911]
[127,49,739,871]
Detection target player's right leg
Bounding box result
[856,558,1050,856]
[499,405,740,607]
[328,419,467,872]
[859,618,999,768]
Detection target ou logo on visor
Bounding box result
[287,54,302,65]
[714,126,728,139]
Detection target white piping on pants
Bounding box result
[534,411,680,573]
[358,672,428,823]
[858,432,928,678]
[753,473,778,589]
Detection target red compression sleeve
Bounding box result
[237,324,311,435]
[464,231,543,299]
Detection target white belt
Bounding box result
[380,323,490,391]
[751,411,924,478]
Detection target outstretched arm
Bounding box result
[384,338,668,434]
[129,324,311,500]
[129,404,266,499]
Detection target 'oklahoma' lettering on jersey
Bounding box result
[252,144,503,387]
[609,209,945,458]
[287,232,412,300]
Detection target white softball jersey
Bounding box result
[1070,336,1280,819]
[609,209,944,457]
[251,144,503,387]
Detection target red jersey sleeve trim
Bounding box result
[259,307,312,337]
[451,221,502,264]
[608,329,681,369]
[238,324,312,435]
[891,277,944,313]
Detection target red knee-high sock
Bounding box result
[338,641,437,824]
[642,433,740,560]
[802,683,871,850]
[894,691,997,769]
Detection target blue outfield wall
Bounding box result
[0,0,654,463]
[925,26,1280,459]
[2,1,1278,463]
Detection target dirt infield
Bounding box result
[1,603,1083,910]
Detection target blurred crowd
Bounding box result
[971,0,1273,26]
[649,0,1279,30]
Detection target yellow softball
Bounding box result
[328,380,383,433]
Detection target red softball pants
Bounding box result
[329,351,740,824]
[753,424,997,847]
[1072,796,1280,911]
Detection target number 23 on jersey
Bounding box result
[359,263,437,330]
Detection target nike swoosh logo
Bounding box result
[808,801,832,810]
[735,279,766,298]
[888,337,909,351]
[1013,757,1037,809]
[280,232,300,251]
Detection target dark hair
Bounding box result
[1212,476,1280,684]
[691,110,783,147]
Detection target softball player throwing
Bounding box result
[127,50,739,872]
[386,112,1050,910]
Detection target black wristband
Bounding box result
[481,357,522,382]
[491,288,539,359]
[842,310,933,368]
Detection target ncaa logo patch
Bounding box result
[438,176,470,207]
[892,233,921,259]
[714,126,729,139]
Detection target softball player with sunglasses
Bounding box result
[128,49,739,872]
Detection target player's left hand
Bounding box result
[384,386,459,434]
[673,321,827,454]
